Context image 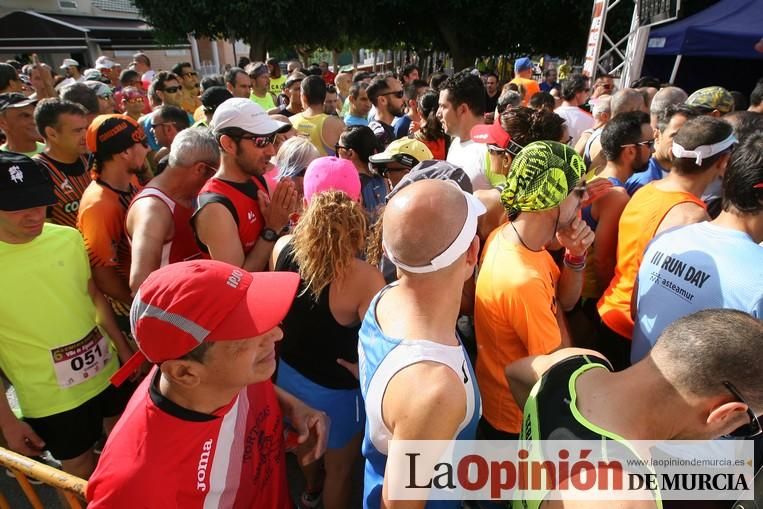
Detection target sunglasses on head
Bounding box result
[237,132,278,148]
[162,85,181,94]
[722,381,762,439]
[381,90,405,99]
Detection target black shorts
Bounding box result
[25,381,135,461]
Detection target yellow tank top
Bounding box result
[289,112,335,156]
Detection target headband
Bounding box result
[672,134,737,166]
[383,188,486,274]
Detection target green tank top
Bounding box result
[250,91,276,111]
[514,355,662,509]
[269,75,286,95]
[289,112,336,157]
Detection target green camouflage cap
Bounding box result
[500,141,585,215]
[686,86,734,114]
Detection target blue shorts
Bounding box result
[277,360,365,450]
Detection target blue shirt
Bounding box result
[392,115,412,140]
[625,157,667,196]
[345,114,369,127]
[358,285,481,509]
[539,81,560,93]
[632,222,763,362]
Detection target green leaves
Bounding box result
[133,0,597,67]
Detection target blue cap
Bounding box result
[514,57,533,73]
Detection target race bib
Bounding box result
[50,328,112,388]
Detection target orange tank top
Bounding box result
[597,183,705,339]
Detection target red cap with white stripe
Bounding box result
[111,260,299,386]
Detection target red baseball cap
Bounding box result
[111,260,299,386]
[470,122,511,150]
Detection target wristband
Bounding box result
[563,259,586,272]
[564,249,587,265]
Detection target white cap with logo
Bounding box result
[210,98,290,136]
[95,56,116,69]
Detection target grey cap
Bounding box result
[386,160,473,201]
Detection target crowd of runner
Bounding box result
[0,51,761,508]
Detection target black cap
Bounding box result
[0,152,56,211]
[386,160,473,201]
[200,86,233,113]
[0,92,37,112]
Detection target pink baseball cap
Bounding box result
[302,156,361,203]
[471,122,511,149]
[111,260,299,386]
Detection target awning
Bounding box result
[0,10,186,52]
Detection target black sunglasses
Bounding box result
[335,144,350,153]
[381,90,405,99]
[236,133,277,148]
[722,381,762,439]
[162,85,182,94]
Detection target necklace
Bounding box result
[510,208,561,252]
[510,221,541,252]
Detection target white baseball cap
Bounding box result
[95,56,116,69]
[60,58,79,69]
[210,98,290,136]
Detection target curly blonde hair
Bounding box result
[365,207,385,267]
[292,191,368,300]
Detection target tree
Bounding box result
[133,0,596,70]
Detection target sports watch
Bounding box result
[260,227,279,242]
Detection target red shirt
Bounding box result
[87,370,290,509]
[193,177,268,256]
[128,187,202,265]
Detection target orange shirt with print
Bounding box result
[597,183,706,339]
[509,77,540,106]
[474,227,561,434]
[77,179,140,316]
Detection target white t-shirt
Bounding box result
[446,137,490,191]
[554,105,595,147]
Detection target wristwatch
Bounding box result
[260,227,279,242]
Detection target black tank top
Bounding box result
[275,240,361,390]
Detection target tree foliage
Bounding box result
[137,0,711,69]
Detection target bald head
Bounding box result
[611,88,648,117]
[383,180,467,269]
[650,86,687,116]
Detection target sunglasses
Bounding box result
[237,133,277,148]
[487,140,524,157]
[381,90,405,99]
[335,144,350,153]
[183,71,198,78]
[126,97,144,103]
[621,139,655,149]
[162,86,182,94]
[98,93,114,100]
[722,381,762,439]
